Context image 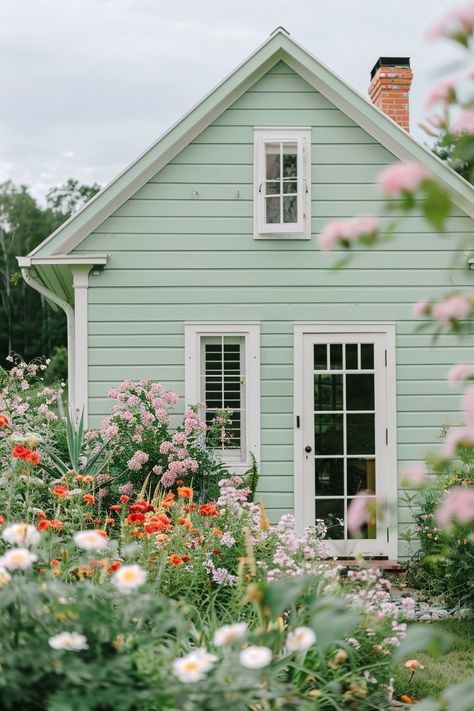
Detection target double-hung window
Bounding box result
[254,128,311,239]
[185,324,260,472]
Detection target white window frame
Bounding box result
[293,323,397,559]
[254,127,311,240]
[185,323,260,473]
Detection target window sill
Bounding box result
[254,232,312,240]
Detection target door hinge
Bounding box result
[386,526,390,543]
[384,349,387,367]
[385,428,388,445]
[296,415,300,429]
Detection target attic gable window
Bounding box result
[254,128,311,239]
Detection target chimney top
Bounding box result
[370,57,410,81]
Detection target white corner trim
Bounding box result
[71,265,93,424]
[184,323,261,473]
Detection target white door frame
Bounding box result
[293,323,397,558]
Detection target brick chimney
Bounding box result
[368,57,413,131]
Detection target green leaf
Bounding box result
[421,183,451,231]
[261,576,311,617]
[410,700,441,711]
[453,134,474,162]
[442,679,474,711]
[310,597,359,650]
[393,624,452,662]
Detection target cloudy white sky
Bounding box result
[0,0,466,201]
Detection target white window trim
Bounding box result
[254,127,311,240]
[293,323,397,559]
[185,323,260,473]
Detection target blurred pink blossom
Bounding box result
[347,495,369,534]
[448,364,474,384]
[412,300,430,317]
[436,487,474,527]
[424,77,458,110]
[428,3,474,41]
[400,463,427,487]
[432,294,472,324]
[377,163,431,198]
[451,108,474,134]
[319,216,378,251]
[463,386,474,427]
[441,425,474,458]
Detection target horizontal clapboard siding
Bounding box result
[76,61,473,540]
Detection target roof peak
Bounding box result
[270,26,290,37]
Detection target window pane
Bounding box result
[314,374,343,411]
[265,181,280,195]
[346,374,374,411]
[361,344,374,369]
[347,497,377,539]
[283,195,297,223]
[282,144,297,177]
[282,180,297,194]
[347,458,376,495]
[345,343,358,369]
[330,344,343,370]
[265,144,280,179]
[315,458,344,496]
[313,344,327,370]
[315,499,344,539]
[265,196,280,224]
[315,414,343,455]
[347,414,375,455]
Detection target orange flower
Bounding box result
[162,492,175,509]
[199,502,219,517]
[110,504,122,512]
[50,519,64,531]
[169,554,183,566]
[177,486,193,499]
[0,413,9,428]
[35,510,46,520]
[82,475,94,483]
[132,530,144,539]
[76,564,93,578]
[119,495,130,503]
[213,528,223,537]
[400,695,415,705]
[155,533,168,543]
[52,484,69,498]
[129,500,153,513]
[50,559,60,567]
[75,474,84,482]
[127,512,145,525]
[37,520,51,531]
[25,450,41,465]
[177,516,192,529]
[105,517,115,526]
[108,560,122,573]
[83,493,95,505]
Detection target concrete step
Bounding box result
[327,559,406,573]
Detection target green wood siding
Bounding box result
[74,62,473,552]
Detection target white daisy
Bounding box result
[239,645,272,669]
[0,547,37,570]
[285,626,316,653]
[111,564,147,593]
[172,649,217,683]
[213,622,248,647]
[2,523,41,547]
[73,530,108,551]
[49,631,89,651]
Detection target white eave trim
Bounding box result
[17,255,108,267]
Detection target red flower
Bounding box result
[169,554,183,566]
[83,493,95,505]
[50,559,60,567]
[0,516,4,526]
[93,518,101,526]
[52,484,69,498]
[199,503,219,517]
[119,495,130,503]
[177,516,192,529]
[185,502,197,513]
[12,445,30,459]
[181,555,190,563]
[0,414,9,428]
[110,504,122,512]
[129,500,154,514]
[126,512,146,525]
[37,520,51,531]
[108,560,122,573]
[25,450,41,465]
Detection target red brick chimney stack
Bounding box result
[368,57,413,132]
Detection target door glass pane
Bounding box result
[347,458,376,495]
[314,344,327,370]
[345,343,358,369]
[315,414,344,455]
[314,374,343,411]
[346,374,374,411]
[330,343,343,370]
[265,197,280,223]
[315,459,344,496]
[316,499,344,539]
[265,144,280,179]
[347,497,377,539]
[361,344,374,369]
[347,414,375,455]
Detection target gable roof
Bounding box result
[27,28,474,259]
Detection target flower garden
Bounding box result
[0,356,473,710]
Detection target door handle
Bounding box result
[305,445,312,453]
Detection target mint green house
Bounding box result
[19,30,474,559]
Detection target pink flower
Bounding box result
[463,386,474,428]
[377,163,431,198]
[428,3,474,42]
[412,300,430,317]
[432,294,472,324]
[424,77,458,110]
[319,216,378,251]
[347,495,369,534]
[441,426,474,458]
[448,364,474,385]
[451,108,474,134]
[400,463,427,487]
[127,450,149,471]
[436,487,474,527]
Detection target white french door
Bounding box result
[296,328,395,557]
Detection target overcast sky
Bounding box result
[0,0,466,201]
